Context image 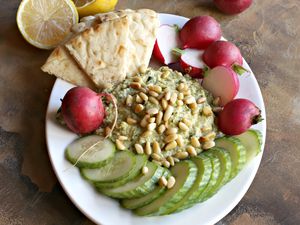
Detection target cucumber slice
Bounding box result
[100,162,165,199]
[234,129,262,163]
[95,155,147,188]
[121,170,170,210]
[197,153,220,202]
[215,137,246,179]
[134,161,198,216]
[65,135,115,168]
[81,151,136,183]
[170,155,212,214]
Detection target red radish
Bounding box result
[173,48,206,78]
[202,66,239,106]
[153,24,181,64]
[61,87,106,135]
[218,99,262,135]
[213,0,253,15]
[180,16,222,49]
[203,40,243,68]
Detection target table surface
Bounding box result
[1,0,300,224]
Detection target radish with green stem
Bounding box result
[202,66,239,106]
[153,24,181,64]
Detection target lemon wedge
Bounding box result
[16,0,79,49]
[74,0,118,17]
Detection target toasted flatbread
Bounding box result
[73,9,159,76]
[65,16,130,88]
[41,46,96,89]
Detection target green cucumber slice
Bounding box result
[100,162,165,199]
[121,170,170,210]
[215,137,246,179]
[65,135,115,168]
[95,155,147,188]
[170,155,212,214]
[81,151,136,183]
[197,153,221,202]
[234,129,262,163]
[134,161,197,216]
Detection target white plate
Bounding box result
[46,13,266,225]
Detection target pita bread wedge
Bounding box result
[41,46,96,90]
[65,16,130,88]
[73,9,159,77]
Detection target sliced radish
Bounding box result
[179,48,206,78]
[202,66,239,106]
[153,24,181,64]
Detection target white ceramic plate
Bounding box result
[46,13,266,225]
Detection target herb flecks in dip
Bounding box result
[101,67,217,166]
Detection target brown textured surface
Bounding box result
[0,0,299,224]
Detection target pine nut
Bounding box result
[133,76,142,83]
[167,176,176,189]
[140,114,150,127]
[178,92,184,100]
[183,118,192,126]
[177,83,185,91]
[203,141,215,150]
[176,135,184,147]
[213,106,223,113]
[165,141,177,151]
[167,156,175,166]
[139,87,148,93]
[145,141,152,155]
[127,117,137,125]
[156,111,163,125]
[135,104,144,113]
[161,71,170,78]
[141,130,152,138]
[152,141,161,154]
[175,151,189,159]
[142,166,149,174]
[130,82,141,89]
[162,160,171,168]
[116,139,126,150]
[147,123,157,131]
[184,96,196,104]
[147,117,156,123]
[173,157,180,163]
[161,99,168,110]
[166,127,178,135]
[170,92,178,105]
[149,85,162,93]
[118,135,128,141]
[152,153,162,161]
[201,132,216,142]
[139,64,147,74]
[197,97,206,104]
[202,106,213,116]
[177,100,184,106]
[183,90,191,96]
[187,146,197,157]
[135,144,144,154]
[149,96,159,105]
[179,122,189,131]
[165,134,178,143]
[139,92,148,102]
[201,125,212,133]
[163,105,174,121]
[157,124,166,134]
[126,95,133,106]
[191,137,201,148]
[189,102,198,110]
[213,97,220,106]
[149,90,159,97]
[159,176,168,187]
[153,160,162,166]
[164,91,171,101]
[147,108,159,115]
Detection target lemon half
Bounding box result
[17,0,79,49]
[74,0,118,17]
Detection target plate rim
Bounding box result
[45,13,267,225]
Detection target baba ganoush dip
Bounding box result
[100,67,217,165]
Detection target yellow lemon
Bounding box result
[74,0,118,17]
[16,0,79,49]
